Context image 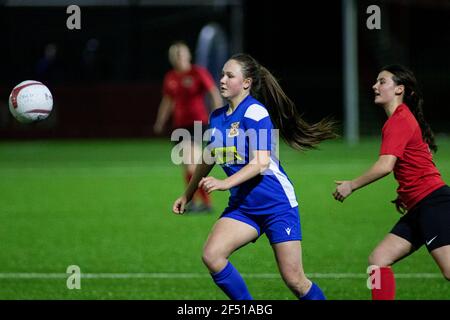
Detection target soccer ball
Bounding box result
[8,80,53,123]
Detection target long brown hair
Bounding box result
[382,64,437,152]
[230,53,337,150]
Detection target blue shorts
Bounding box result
[220,207,302,244]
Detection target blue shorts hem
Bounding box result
[219,207,302,244]
[269,237,302,245]
[219,215,261,236]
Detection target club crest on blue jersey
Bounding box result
[228,122,240,137]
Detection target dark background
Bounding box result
[1,0,449,139]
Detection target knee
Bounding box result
[442,270,450,281]
[201,246,217,268]
[367,252,379,266]
[202,246,225,271]
[281,270,309,295]
[368,251,391,267]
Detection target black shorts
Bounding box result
[390,185,450,252]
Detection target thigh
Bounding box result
[204,216,259,258]
[390,207,423,250]
[369,233,414,266]
[271,241,306,278]
[430,245,450,279]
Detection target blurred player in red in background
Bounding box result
[333,65,450,300]
[154,41,223,212]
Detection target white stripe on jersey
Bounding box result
[243,104,269,122]
[268,158,298,207]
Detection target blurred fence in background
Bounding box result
[0,1,238,138]
[1,0,449,140]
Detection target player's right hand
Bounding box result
[172,196,187,215]
[333,180,353,202]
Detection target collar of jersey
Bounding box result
[224,94,252,119]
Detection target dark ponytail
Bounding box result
[382,64,437,153]
[230,53,337,151]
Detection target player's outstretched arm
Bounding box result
[333,154,397,202]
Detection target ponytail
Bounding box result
[382,64,437,152]
[231,53,337,151]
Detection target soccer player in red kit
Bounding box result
[154,41,222,212]
[333,65,450,299]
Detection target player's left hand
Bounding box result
[391,197,407,215]
[199,176,229,194]
[333,180,353,202]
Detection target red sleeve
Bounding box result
[380,115,414,158]
[195,66,216,91]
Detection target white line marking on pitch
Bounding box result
[0,272,442,279]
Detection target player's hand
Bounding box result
[391,197,407,215]
[333,180,353,202]
[172,196,187,215]
[199,177,229,194]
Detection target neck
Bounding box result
[383,99,403,117]
[175,64,191,73]
[228,91,250,112]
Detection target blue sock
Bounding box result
[300,282,326,300]
[211,261,253,300]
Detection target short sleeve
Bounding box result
[380,116,414,158]
[243,104,273,151]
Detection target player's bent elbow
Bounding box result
[383,166,393,176]
[260,160,270,171]
[250,158,270,173]
[378,156,396,175]
[377,164,393,177]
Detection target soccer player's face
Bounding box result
[220,59,249,99]
[170,45,191,71]
[372,71,402,106]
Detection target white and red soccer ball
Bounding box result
[8,80,53,124]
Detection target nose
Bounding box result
[372,83,378,91]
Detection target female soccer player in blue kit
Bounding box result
[172,53,336,300]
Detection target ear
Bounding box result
[243,78,252,90]
[395,84,405,96]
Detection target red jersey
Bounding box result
[380,103,445,210]
[162,65,215,128]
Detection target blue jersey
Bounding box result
[207,95,298,214]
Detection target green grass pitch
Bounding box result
[0,137,449,300]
